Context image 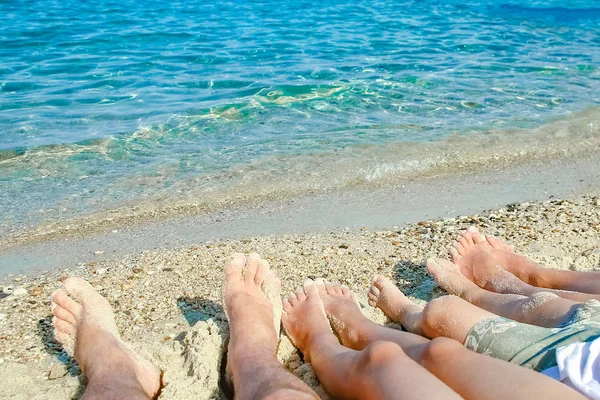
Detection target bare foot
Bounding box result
[368,275,425,335]
[425,258,482,300]
[486,234,514,253]
[223,253,282,364]
[282,281,333,363]
[449,227,523,292]
[314,280,372,348]
[51,278,161,398]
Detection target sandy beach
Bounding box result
[1,190,599,399]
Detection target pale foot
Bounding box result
[485,234,514,253]
[51,278,161,399]
[282,281,332,363]
[315,280,372,348]
[449,227,520,292]
[368,275,425,335]
[426,258,482,300]
[223,253,282,365]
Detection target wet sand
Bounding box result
[1,186,599,398]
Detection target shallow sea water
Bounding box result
[1,0,599,234]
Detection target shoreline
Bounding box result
[0,185,599,398]
[1,154,599,275]
[2,106,600,252]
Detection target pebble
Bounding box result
[47,363,68,380]
[93,250,105,255]
[0,313,6,320]
[12,288,27,297]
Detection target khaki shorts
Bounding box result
[464,299,600,371]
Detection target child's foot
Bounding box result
[449,227,523,292]
[282,281,334,363]
[314,280,376,348]
[368,275,425,335]
[426,258,482,300]
[51,278,161,398]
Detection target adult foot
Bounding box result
[282,281,333,363]
[368,275,425,335]
[51,278,161,398]
[223,253,282,365]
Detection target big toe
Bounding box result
[244,252,262,283]
[225,253,246,281]
[467,226,487,244]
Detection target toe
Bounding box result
[63,277,98,302]
[371,274,386,289]
[287,292,299,306]
[426,258,441,276]
[254,259,270,286]
[295,287,307,302]
[461,231,474,245]
[369,284,380,298]
[262,270,281,296]
[244,253,262,283]
[325,282,338,295]
[457,236,469,249]
[52,289,82,317]
[283,299,293,313]
[304,284,319,299]
[51,304,77,325]
[226,253,246,279]
[449,247,462,263]
[340,285,350,295]
[467,226,479,234]
[453,240,465,254]
[52,316,75,335]
[302,279,315,295]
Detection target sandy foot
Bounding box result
[222,253,282,365]
[449,227,520,292]
[368,275,425,334]
[51,277,161,398]
[281,280,332,363]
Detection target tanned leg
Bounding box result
[454,227,600,299]
[313,280,586,400]
[282,281,461,400]
[51,278,161,400]
[223,253,318,400]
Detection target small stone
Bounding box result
[13,288,27,297]
[14,278,21,282]
[338,244,349,249]
[30,286,44,297]
[94,268,107,275]
[48,363,68,380]
[93,250,104,255]
[0,313,6,320]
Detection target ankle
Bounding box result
[305,332,339,362]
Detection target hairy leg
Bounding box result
[427,258,582,328]
[282,281,461,400]
[51,278,161,400]
[454,227,600,300]
[223,253,318,400]
[320,281,585,400]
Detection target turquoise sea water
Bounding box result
[1,0,600,237]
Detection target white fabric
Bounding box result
[542,337,600,399]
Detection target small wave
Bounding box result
[2,106,599,247]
